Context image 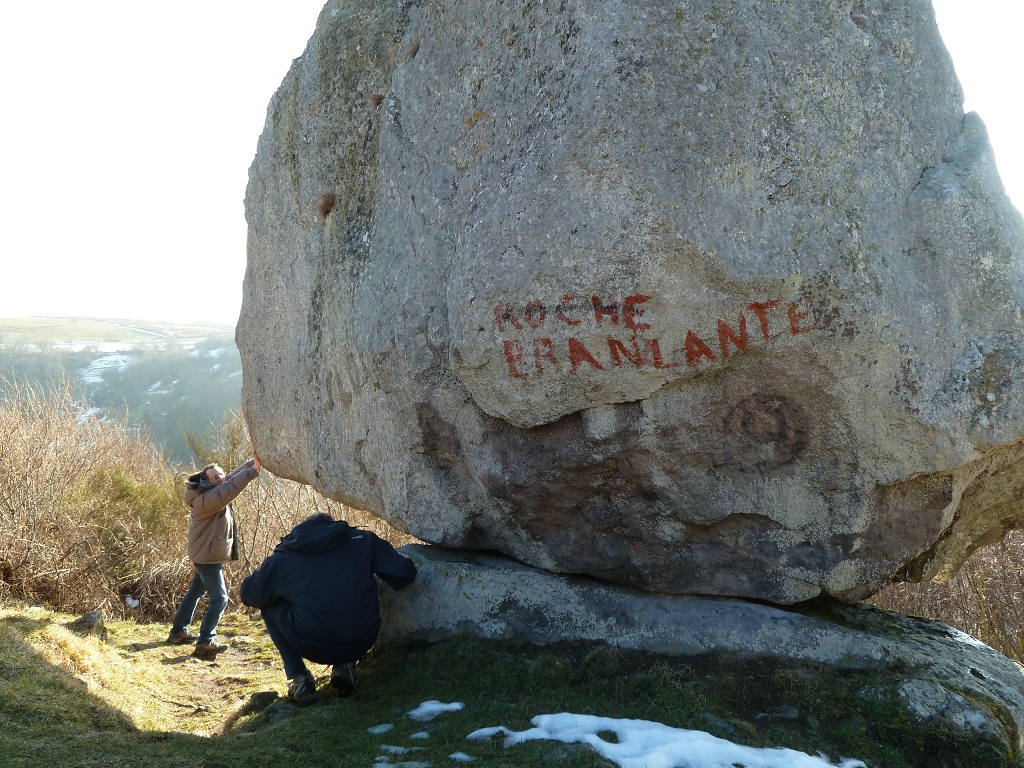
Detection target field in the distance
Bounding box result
[0,316,241,465]
[0,316,234,346]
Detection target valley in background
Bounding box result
[0,316,242,466]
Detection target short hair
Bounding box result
[202,464,218,482]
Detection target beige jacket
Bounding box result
[184,460,259,564]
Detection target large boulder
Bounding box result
[238,0,1024,604]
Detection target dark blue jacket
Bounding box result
[240,514,416,663]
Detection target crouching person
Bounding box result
[240,513,417,706]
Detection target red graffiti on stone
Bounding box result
[495,294,819,379]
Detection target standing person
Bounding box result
[167,454,262,658]
[240,513,417,705]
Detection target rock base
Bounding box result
[379,545,1024,747]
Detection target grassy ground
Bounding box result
[0,604,1020,768]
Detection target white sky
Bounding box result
[0,2,327,327]
[0,1,1020,327]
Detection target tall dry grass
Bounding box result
[0,378,415,621]
[870,532,1024,663]
[0,376,182,613]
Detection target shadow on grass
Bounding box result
[124,640,169,652]
[0,612,269,768]
[160,650,204,665]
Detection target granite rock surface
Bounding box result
[377,545,1024,748]
[239,0,1024,603]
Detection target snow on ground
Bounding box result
[407,701,466,721]
[189,346,234,358]
[369,702,867,768]
[61,341,138,353]
[379,745,424,756]
[468,713,867,768]
[78,353,131,384]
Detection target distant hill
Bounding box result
[0,316,234,346]
[0,317,242,466]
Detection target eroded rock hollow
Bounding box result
[239,0,1024,604]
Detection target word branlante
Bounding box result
[493,294,818,379]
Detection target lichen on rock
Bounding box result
[239,0,1024,604]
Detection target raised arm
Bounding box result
[191,460,259,517]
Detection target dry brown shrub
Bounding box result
[0,376,185,615]
[0,379,416,621]
[870,531,1024,663]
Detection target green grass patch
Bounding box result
[0,605,1020,768]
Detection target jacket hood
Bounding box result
[275,514,353,554]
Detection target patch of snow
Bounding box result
[197,346,233,358]
[368,723,394,735]
[409,731,430,739]
[78,353,131,384]
[379,746,423,755]
[449,753,476,762]
[408,700,465,721]
[467,713,866,768]
[62,341,139,353]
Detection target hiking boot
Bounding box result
[192,640,229,659]
[287,673,317,707]
[167,628,199,645]
[330,663,360,696]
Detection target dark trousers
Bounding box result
[261,602,377,680]
[261,603,310,679]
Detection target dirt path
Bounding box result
[104,613,289,735]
